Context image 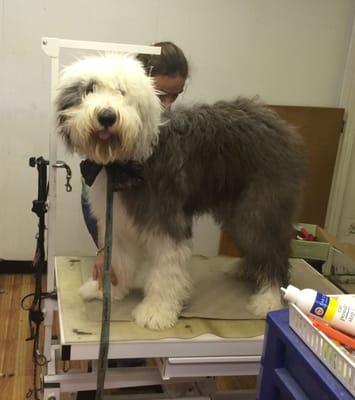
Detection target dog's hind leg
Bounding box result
[132,235,192,330]
[218,182,298,317]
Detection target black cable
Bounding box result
[21,291,57,310]
[26,157,49,400]
[25,157,72,399]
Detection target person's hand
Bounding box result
[92,252,118,289]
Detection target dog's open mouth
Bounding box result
[96,129,113,140]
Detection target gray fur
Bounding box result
[120,97,306,288]
[56,79,97,147]
[56,80,86,111]
[56,80,84,146]
[56,82,306,291]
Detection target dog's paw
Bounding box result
[132,299,179,330]
[247,286,284,318]
[78,279,128,302]
[111,284,129,302]
[79,279,102,301]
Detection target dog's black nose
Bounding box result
[97,108,117,127]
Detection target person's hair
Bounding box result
[137,41,189,78]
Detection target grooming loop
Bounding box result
[53,161,72,192]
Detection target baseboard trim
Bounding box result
[0,260,47,274]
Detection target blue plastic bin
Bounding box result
[257,309,353,400]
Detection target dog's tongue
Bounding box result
[97,130,112,140]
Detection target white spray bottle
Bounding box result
[281,284,355,337]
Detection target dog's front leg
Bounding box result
[132,236,192,330]
[92,250,117,288]
[78,223,119,301]
[78,221,131,302]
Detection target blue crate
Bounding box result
[257,309,353,400]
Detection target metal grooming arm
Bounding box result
[41,37,160,398]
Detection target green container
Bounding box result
[290,223,331,261]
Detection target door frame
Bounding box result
[325,15,355,236]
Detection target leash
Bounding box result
[95,168,114,400]
[87,161,144,400]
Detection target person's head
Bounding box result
[137,41,189,107]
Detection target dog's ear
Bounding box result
[56,80,86,112]
[56,114,74,151]
[55,81,87,151]
[56,79,96,151]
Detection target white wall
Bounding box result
[1,0,354,260]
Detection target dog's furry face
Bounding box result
[56,54,162,164]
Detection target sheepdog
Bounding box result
[56,54,305,330]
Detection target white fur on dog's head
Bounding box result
[56,54,162,164]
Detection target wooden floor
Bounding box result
[0,274,37,399]
[0,273,257,399]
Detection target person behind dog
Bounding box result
[80,41,189,285]
[137,41,188,108]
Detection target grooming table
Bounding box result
[44,255,342,398]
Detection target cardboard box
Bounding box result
[221,222,355,276]
[220,223,338,262]
[291,224,355,292]
[330,242,355,274]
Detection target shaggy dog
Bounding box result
[56,54,306,330]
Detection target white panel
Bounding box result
[1,0,354,259]
[157,0,355,106]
